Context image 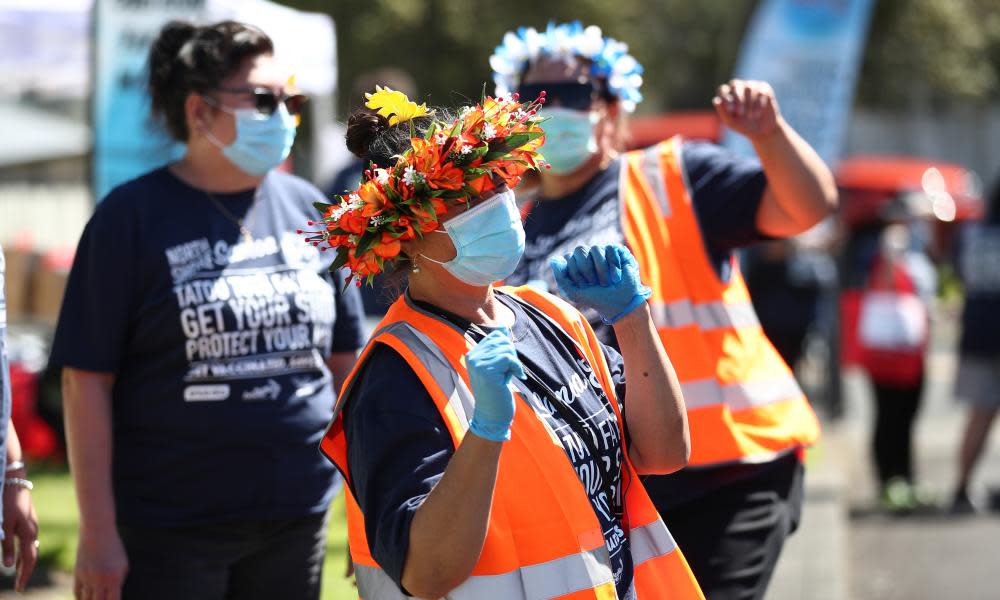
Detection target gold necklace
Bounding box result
[205,190,256,244]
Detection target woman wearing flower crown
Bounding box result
[490,21,838,600]
[314,88,704,599]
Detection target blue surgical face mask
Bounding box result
[206,104,297,176]
[422,189,525,286]
[539,106,599,175]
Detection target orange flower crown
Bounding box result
[301,88,548,285]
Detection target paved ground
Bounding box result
[842,354,1000,600]
[770,313,1000,600]
[13,315,1000,600]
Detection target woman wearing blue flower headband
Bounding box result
[492,21,838,600]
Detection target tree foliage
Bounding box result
[281,0,755,116]
[279,0,1000,116]
[858,0,1000,107]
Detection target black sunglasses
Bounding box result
[214,86,308,117]
[516,81,601,111]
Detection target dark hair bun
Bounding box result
[345,109,390,159]
[148,21,198,120]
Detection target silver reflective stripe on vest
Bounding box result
[679,378,725,410]
[641,145,671,217]
[629,519,678,568]
[692,301,760,330]
[355,544,614,600]
[649,299,696,329]
[334,321,475,430]
[681,375,803,411]
[354,564,411,599]
[649,299,761,331]
[379,322,475,431]
[722,376,804,412]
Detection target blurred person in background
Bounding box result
[326,68,417,317]
[1,243,40,593]
[491,22,836,599]
[846,194,937,513]
[744,219,839,369]
[312,89,703,599]
[951,179,1000,513]
[50,20,364,600]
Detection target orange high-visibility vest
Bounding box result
[321,287,704,600]
[619,137,820,466]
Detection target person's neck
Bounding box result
[539,152,608,199]
[407,269,513,327]
[170,143,264,193]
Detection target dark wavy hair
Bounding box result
[345,106,453,169]
[147,20,274,141]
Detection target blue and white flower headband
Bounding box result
[490,21,644,112]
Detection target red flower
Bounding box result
[467,174,496,196]
[492,159,530,188]
[394,216,417,241]
[347,248,380,277]
[338,211,367,235]
[373,232,402,259]
[410,204,442,233]
[358,181,391,217]
[410,138,464,190]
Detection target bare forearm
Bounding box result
[5,422,23,465]
[614,304,689,474]
[401,433,502,598]
[754,118,837,237]
[62,368,117,532]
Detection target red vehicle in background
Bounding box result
[625,112,985,416]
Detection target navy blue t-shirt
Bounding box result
[49,167,366,528]
[342,292,635,598]
[958,222,1000,357]
[508,141,769,345]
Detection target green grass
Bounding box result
[29,464,356,599]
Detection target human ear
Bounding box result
[185,93,213,137]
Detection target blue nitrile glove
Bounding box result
[465,328,526,442]
[550,244,652,324]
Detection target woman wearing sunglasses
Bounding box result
[50,20,365,600]
[492,22,837,600]
[312,88,703,599]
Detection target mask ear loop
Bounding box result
[419,253,448,266]
[410,228,449,273]
[199,95,234,151]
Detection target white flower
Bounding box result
[433,132,448,145]
[374,168,389,184]
[481,123,497,139]
[402,165,421,185]
[348,193,362,208]
[461,145,473,155]
[329,205,348,221]
[370,215,386,227]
